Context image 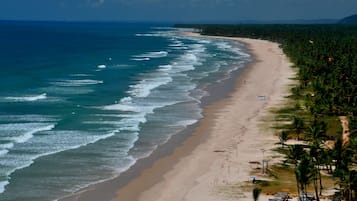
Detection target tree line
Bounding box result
[176,24,357,201]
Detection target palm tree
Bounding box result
[253,188,262,201]
[333,135,355,201]
[287,145,305,166]
[279,130,289,148]
[306,119,327,195]
[310,144,321,200]
[306,119,326,145]
[292,116,304,141]
[287,145,305,196]
[338,135,357,201]
[296,154,314,199]
[333,137,349,177]
[340,170,357,201]
[321,149,333,174]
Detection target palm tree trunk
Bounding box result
[304,184,308,200]
[316,157,323,195]
[295,166,300,199]
[314,174,320,201]
[296,179,300,200]
[318,167,323,195]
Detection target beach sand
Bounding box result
[61,34,295,201]
[105,34,295,201]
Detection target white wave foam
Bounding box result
[102,92,177,135]
[135,33,168,37]
[95,36,213,186]
[169,38,186,49]
[216,41,251,58]
[0,130,116,196]
[183,53,198,63]
[157,65,173,72]
[0,115,58,122]
[92,114,122,118]
[168,53,199,73]
[97,64,106,69]
[197,39,211,44]
[177,119,198,126]
[103,103,141,113]
[169,44,182,47]
[170,46,189,50]
[121,96,133,103]
[13,124,55,143]
[114,113,148,132]
[135,33,157,37]
[82,121,120,126]
[216,42,232,50]
[44,86,94,95]
[5,93,47,102]
[0,123,56,145]
[69,74,93,77]
[188,44,206,53]
[119,125,140,132]
[102,100,164,114]
[0,181,9,194]
[0,143,14,149]
[169,42,184,47]
[233,48,251,58]
[133,51,168,59]
[0,149,9,156]
[119,114,147,124]
[131,58,150,61]
[129,75,172,98]
[112,64,133,68]
[55,155,137,201]
[51,79,103,87]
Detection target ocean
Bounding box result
[0,21,250,201]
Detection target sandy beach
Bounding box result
[103,34,295,201]
[60,33,295,201]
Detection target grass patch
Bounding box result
[215,184,246,199]
[324,116,342,137]
[258,165,297,195]
[252,165,337,197]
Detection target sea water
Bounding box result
[0,21,250,201]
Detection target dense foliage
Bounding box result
[176,24,357,200]
[178,24,357,117]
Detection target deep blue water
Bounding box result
[0,21,250,201]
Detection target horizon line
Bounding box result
[0,18,340,25]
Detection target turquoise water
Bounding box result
[0,21,250,201]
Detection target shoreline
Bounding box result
[61,33,294,201]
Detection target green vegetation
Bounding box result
[255,165,336,196]
[177,24,357,200]
[253,187,262,201]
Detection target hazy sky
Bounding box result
[0,0,356,22]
